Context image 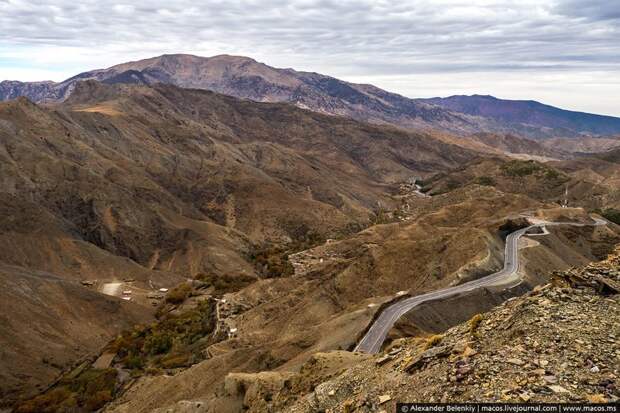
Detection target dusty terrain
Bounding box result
[85,196,618,413]
[2,79,620,412]
[0,81,476,406]
[421,156,620,212]
[0,264,151,404]
[188,246,620,412]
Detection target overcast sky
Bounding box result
[1,0,619,115]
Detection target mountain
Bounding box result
[421,95,620,138]
[0,80,59,102]
[5,81,620,411]
[0,263,151,404]
[4,54,620,140]
[0,81,480,404]
[211,252,620,410]
[0,54,482,135]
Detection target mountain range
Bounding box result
[3,54,620,139]
[0,80,478,404]
[2,54,620,412]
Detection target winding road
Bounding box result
[354,217,607,353]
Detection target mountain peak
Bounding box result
[2,54,620,139]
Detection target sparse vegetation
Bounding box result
[164,282,193,304]
[14,368,116,413]
[501,160,542,177]
[423,334,444,350]
[370,207,395,225]
[248,223,327,278]
[445,179,461,191]
[473,176,495,186]
[109,299,216,374]
[195,272,256,295]
[468,313,483,336]
[249,246,295,278]
[429,177,462,195]
[500,160,568,185]
[599,208,620,225]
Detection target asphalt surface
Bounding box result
[354,218,607,353]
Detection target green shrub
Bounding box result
[158,353,191,369]
[474,176,495,186]
[112,300,215,374]
[165,283,192,304]
[16,300,217,412]
[124,354,145,369]
[16,369,116,413]
[248,247,295,278]
[196,272,256,294]
[543,168,560,180]
[601,208,620,225]
[84,390,112,411]
[143,332,173,355]
[501,160,542,177]
[15,387,73,413]
[500,160,568,184]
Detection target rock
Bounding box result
[548,385,570,394]
[463,346,477,357]
[507,358,525,366]
[590,366,600,373]
[422,345,452,359]
[586,394,608,403]
[592,275,620,295]
[388,348,402,356]
[539,359,549,367]
[378,394,391,404]
[405,345,451,373]
[519,393,531,402]
[404,355,424,373]
[544,375,558,384]
[375,355,392,366]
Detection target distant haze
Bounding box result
[1,0,619,116]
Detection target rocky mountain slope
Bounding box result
[420,155,620,213]
[4,54,620,139]
[0,80,477,405]
[0,55,482,135]
[17,195,618,412]
[210,246,620,412]
[0,264,151,404]
[3,79,620,412]
[422,95,620,138]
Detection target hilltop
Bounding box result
[3,54,620,140]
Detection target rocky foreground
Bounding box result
[217,246,620,412]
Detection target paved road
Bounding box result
[354,217,607,353]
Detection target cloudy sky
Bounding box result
[1,0,619,115]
